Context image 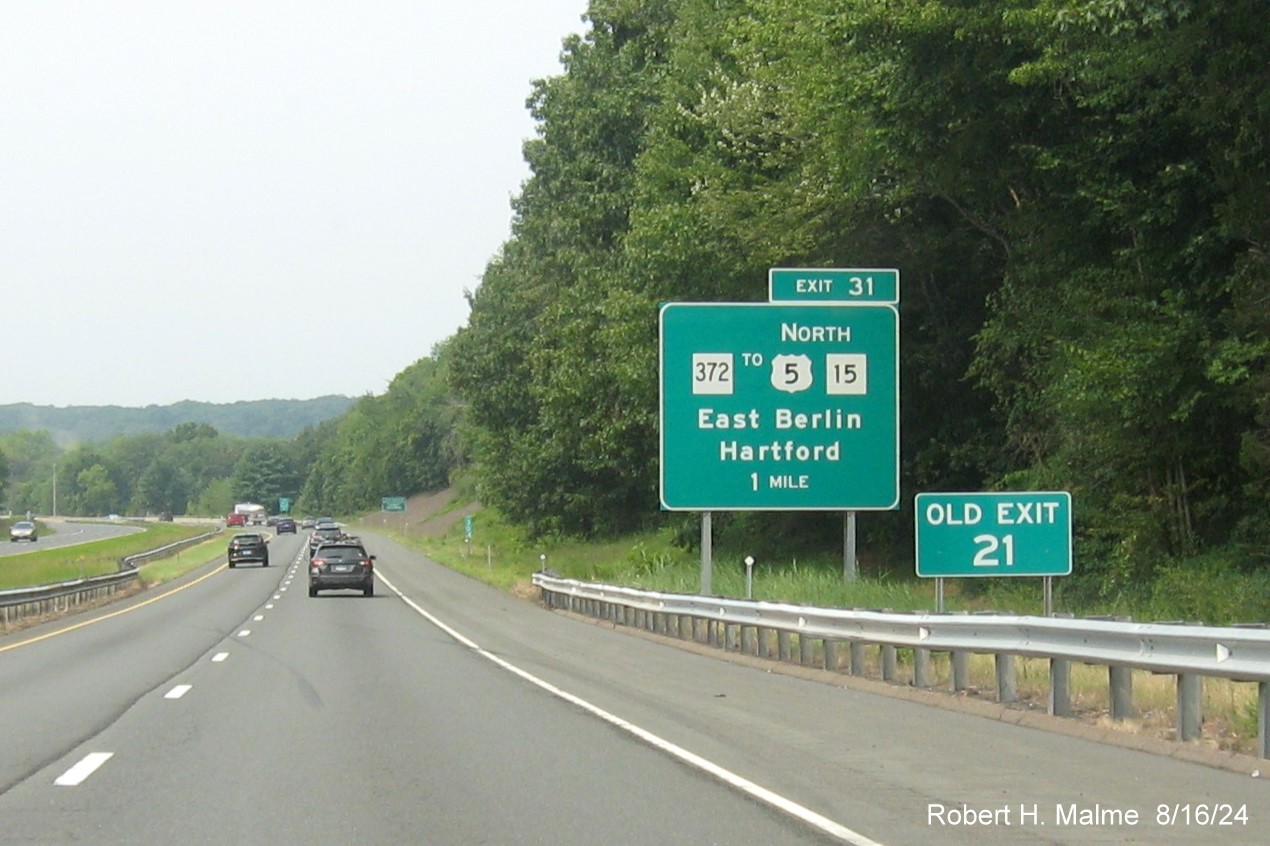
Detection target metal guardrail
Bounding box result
[0,528,222,630]
[532,574,1270,759]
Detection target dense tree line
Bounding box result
[0,396,356,444]
[0,424,287,518]
[0,355,459,522]
[449,0,1268,594]
[294,354,462,515]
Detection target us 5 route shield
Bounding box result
[659,302,899,511]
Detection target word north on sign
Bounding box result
[660,303,899,511]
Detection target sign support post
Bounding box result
[916,491,1073,613]
[700,511,713,595]
[843,511,858,582]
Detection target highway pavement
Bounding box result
[0,531,1263,845]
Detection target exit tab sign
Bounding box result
[769,268,899,305]
[915,491,1072,578]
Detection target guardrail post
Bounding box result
[951,651,969,692]
[743,626,757,655]
[913,648,930,688]
[882,645,897,682]
[758,628,772,658]
[1049,659,1071,717]
[995,653,1017,703]
[799,634,814,666]
[725,623,740,651]
[777,631,792,662]
[1176,674,1202,742]
[849,641,866,677]
[1259,682,1269,759]
[824,639,839,671]
[1109,665,1134,721]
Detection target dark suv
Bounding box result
[227,533,269,568]
[308,539,375,597]
[307,526,345,558]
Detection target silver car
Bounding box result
[9,521,37,542]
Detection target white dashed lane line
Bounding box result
[54,752,113,787]
[50,553,302,791]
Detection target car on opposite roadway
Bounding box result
[307,525,345,558]
[9,521,37,542]
[275,517,297,534]
[308,538,375,597]
[227,512,247,527]
[227,532,269,568]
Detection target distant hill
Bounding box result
[0,397,357,444]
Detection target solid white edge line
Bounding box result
[54,752,113,786]
[378,572,886,846]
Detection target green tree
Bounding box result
[135,453,193,515]
[189,477,235,517]
[75,464,120,516]
[450,0,676,536]
[231,442,295,510]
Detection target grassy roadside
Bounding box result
[0,522,220,590]
[135,534,231,584]
[371,501,1264,756]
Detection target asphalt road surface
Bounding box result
[0,517,143,558]
[0,531,1263,845]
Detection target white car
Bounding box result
[9,521,37,542]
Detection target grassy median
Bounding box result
[0,522,219,590]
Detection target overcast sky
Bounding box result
[1,1,589,408]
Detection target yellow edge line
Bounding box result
[0,562,228,653]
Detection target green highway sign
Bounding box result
[769,268,899,305]
[915,492,1072,578]
[381,496,407,513]
[659,302,899,511]
[278,497,291,513]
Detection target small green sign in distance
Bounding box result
[660,302,899,511]
[769,268,899,305]
[914,492,1072,578]
[278,497,291,513]
[381,496,407,513]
